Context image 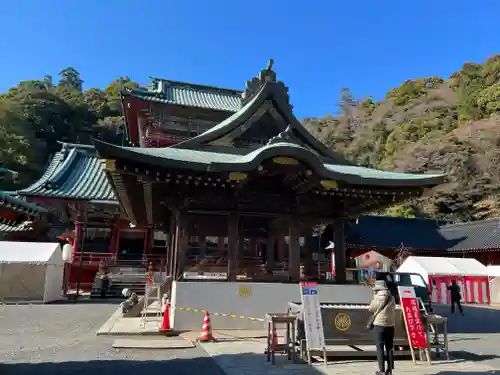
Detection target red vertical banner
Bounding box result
[398,286,428,349]
[325,241,335,278]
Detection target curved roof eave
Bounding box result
[0,192,48,215]
[171,84,269,149]
[94,140,445,188]
[15,143,115,201]
[172,82,355,166]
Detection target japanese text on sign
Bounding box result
[397,286,428,349]
[300,282,325,350]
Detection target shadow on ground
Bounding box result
[3,357,220,375]
[433,304,500,334]
[3,352,497,375]
[0,353,323,375]
[450,350,500,363]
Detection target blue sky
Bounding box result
[0,1,498,118]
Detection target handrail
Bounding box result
[73,252,116,264]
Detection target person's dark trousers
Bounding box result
[451,299,464,315]
[374,325,395,374]
[100,289,106,298]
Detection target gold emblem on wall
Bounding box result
[334,312,351,331]
[238,286,252,298]
[272,156,299,165]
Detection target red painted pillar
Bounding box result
[69,222,82,289]
[73,222,82,255]
[217,236,224,256]
[109,224,117,254]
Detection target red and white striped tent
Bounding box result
[397,256,489,305]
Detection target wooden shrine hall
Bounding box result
[96,60,445,283]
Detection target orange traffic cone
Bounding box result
[198,311,216,342]
[159,303,171,332]
[264,327,279,354]
[273,327,278,346]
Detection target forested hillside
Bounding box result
[0,68,138,190]
[1,55,500,223]
[304,54,500,222]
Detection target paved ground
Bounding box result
[201,339,498,375]
[1,303,499,375]
[433,305,500,369]
[449,333,500,369]
[0,303,226,375]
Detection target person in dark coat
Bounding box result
[99,272,111,298]
[448,280,464,315]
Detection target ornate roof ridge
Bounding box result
[267,125,301,146]
[58,141,97,152]
[241,59,292,110]
[149,77,243,95]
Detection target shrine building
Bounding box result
[95,61,445,284]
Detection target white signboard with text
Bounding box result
[299,281,325,350]
[183,272,227,280]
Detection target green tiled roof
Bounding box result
[100,70,445,188]
[0,221,32,233]
[172,81,353,166]
[16,143,116,201]
[125,79,242,112]
[95,139,445,187]
[0,191,47,215]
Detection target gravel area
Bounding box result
[0,303,226,375]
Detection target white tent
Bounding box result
[0,242,64,303]
[398,256,489,304]
[487,265,500,304]
[487,265,500,277]
[397,256,487,280]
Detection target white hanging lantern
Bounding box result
[62,243,73,263]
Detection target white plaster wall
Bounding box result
[171,281,373,330]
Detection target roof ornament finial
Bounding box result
[266,58,274,72]
[267,125,299,146]
[240,59,293,110]
[258,58,277,83]
[241,59,278,104]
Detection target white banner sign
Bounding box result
[300,281,325,350]
[183,272,227,280]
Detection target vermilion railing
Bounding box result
[72,252,116,265]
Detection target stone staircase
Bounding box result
[90,263,149,299]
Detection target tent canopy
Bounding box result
[0,242,63,303]
[397,256,487,278]
[0,242,63,265]
[487,265,500,277]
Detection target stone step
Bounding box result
[90,286,145,299]
[108,275,150,280]
[110,280,149,286]
[108,268,146,273]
